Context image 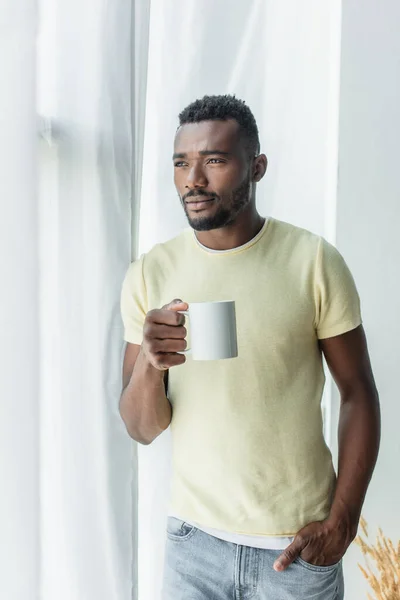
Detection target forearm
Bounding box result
[328,382,381,535]
[119,349,172,444]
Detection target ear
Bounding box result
[252,154,268,182]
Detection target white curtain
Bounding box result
[36,0,148,597]
[0,3,39,598]
[1,0,150,598]
[1,1,341,599]
[137,1,341,599]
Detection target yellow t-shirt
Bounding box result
[120,217,362,536]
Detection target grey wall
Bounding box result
[336,0,400,596]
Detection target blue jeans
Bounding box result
[162,517,344,600]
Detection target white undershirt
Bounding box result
[169,515,295,550]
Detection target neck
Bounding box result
[194,206,265,251]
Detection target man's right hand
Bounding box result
[141,299,188,371]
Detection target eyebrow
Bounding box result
[172,150,232,160]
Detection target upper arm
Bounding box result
[319,325,378,398]
[120,256,148,391]
[121,342,169,394]
[122,343,142,390]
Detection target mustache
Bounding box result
[182,189,218,202]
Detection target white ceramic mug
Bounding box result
[178,300,238,361]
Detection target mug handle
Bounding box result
[177,310,191,354]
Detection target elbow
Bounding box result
[120,416,153,445]
[136,420,170,445]
[119,414,167,445]
[130,429,166,446]
[118,392,171,445]
[122,422,155,445]
[132,433,154,446]
[341,376,380,406]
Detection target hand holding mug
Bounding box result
[142,299,188,370]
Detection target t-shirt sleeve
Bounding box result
[314,237,362,340]
[120,254,148,345]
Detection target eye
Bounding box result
[174,161,187,168]
[207,158,225,164]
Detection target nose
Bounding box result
[185,163,208,190]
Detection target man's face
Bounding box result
[173,119,253,231]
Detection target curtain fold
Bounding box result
[37,0,147,598]
[132,0,151,257]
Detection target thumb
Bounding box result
[163,298,188,311]
[273,538,304,572]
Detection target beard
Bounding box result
[181,174,252,232]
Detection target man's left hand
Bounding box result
[273,517,355,572]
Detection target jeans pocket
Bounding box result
[166,517,197,541]
[296,556,342,573]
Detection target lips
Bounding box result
[185,197,215,211]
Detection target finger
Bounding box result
[154,352,186,370]
[152,338,187,353]
[162,299,189,311]
[273,537,305,572]
[146,308,186,327]
[145,324,187,340]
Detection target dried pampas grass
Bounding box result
[354,515,400,599]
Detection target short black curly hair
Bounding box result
[178,94,260,158]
